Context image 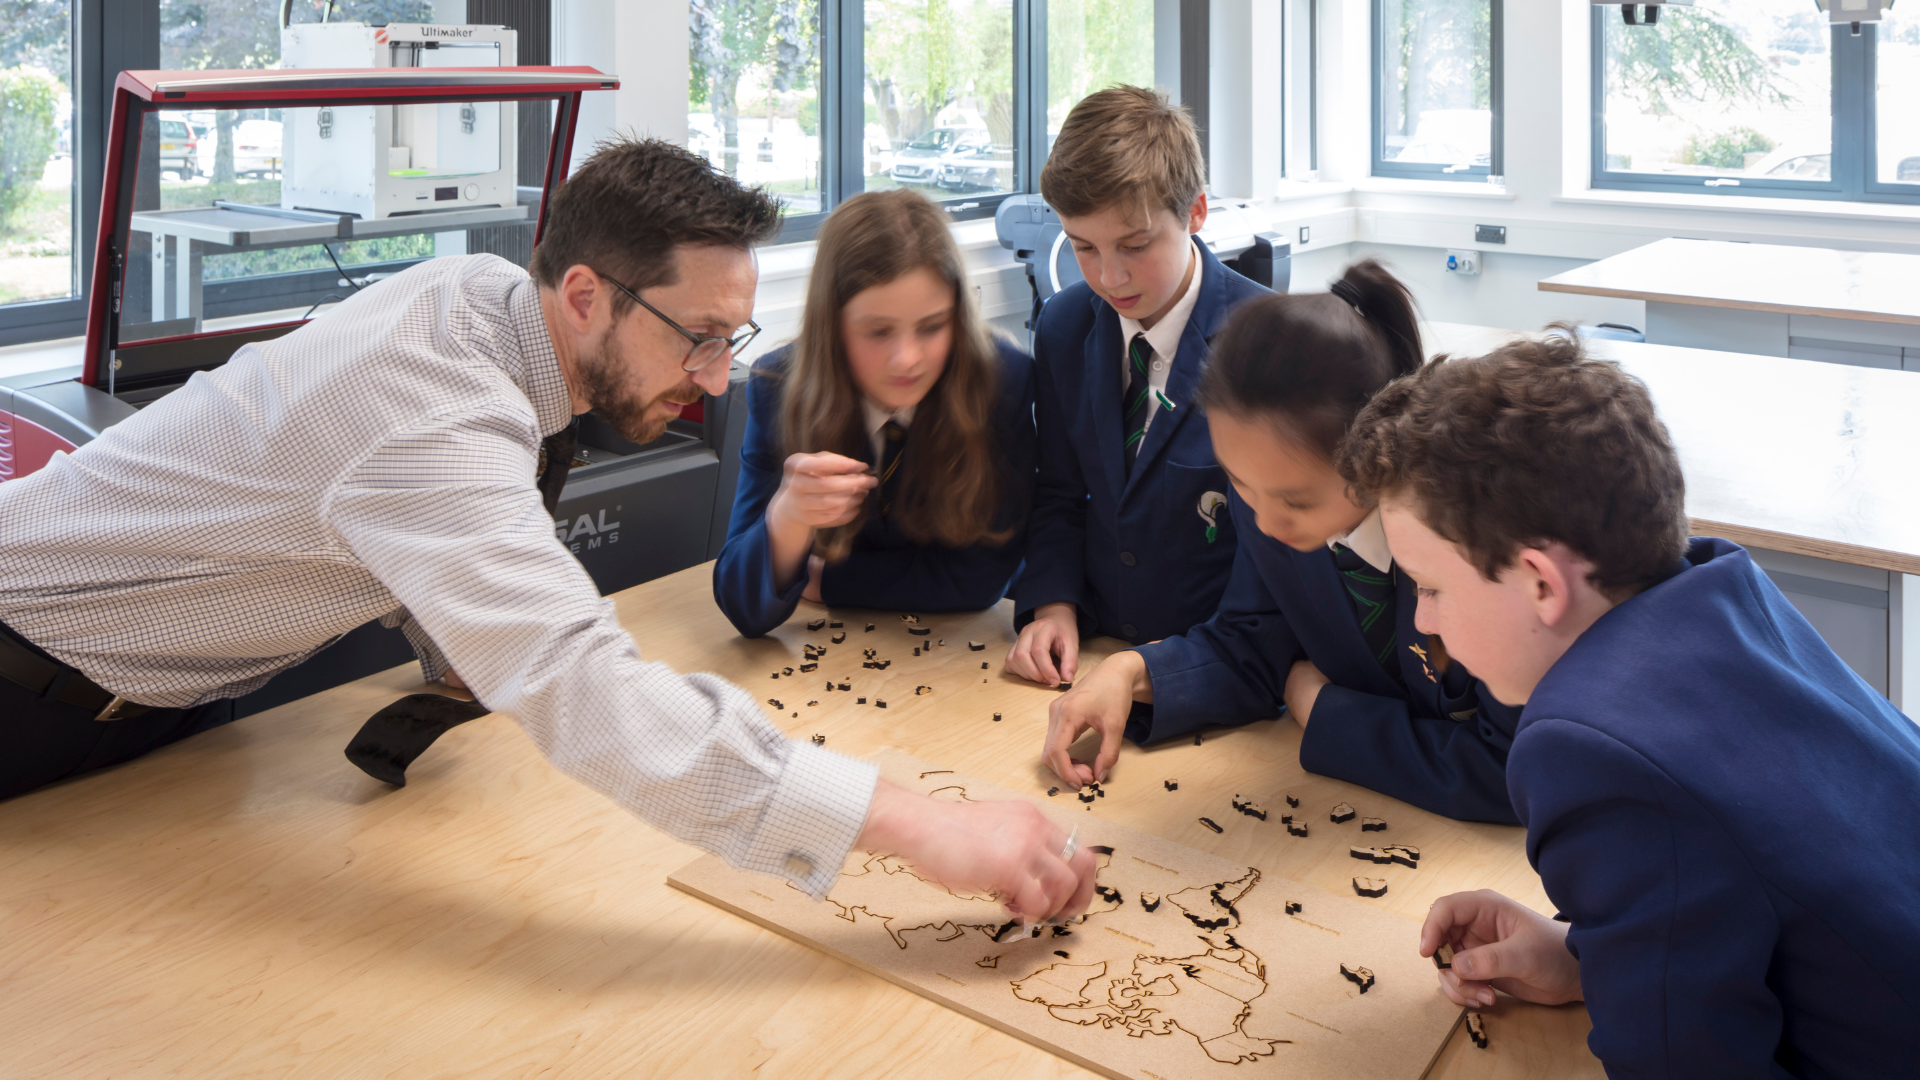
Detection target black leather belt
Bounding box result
[0,626,153,721]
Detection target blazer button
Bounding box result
[1120,551,1137,566]
[1122,623,1138,638]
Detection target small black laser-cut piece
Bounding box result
[1280,814,1292,824]
[1047,787,1059,796]
[938,639,945,646]
[992,712,1002,721]
[1286,794,1300,807]
[810,734,825,745]
[783,667,793,675]
[799,663,817,672]
[806,618,826,631]
[1285,901,1301,916]
[1331,802,1357,824]
[1341,963,1376,993]
[876,700,888,708]
[908,626,931,636]
[865,623,875,632]
[875,659,891,670]
[831,632,846,644]
[912,647,921,656]
[1352,877,1388,898]
[1140,892,1160,912]
[1078,792,1095,804]
[1466,1011,1488,1048]
[968,641,985,651]
[1093,885,1123,905]
[1287,820,1308,837]
[981,662,989,670]
[770,672,780,679]
[857,697,867,704]
[807,700,819,707]
[1231,795,1268,820]
[1361,816,1387,831]
[343,693,490,786]
[1052,925,1072,938]
[792,712,798,717]
[901,614,920,624]
[837,682,851,691]
[768,699,781,708]
[1193,733,1202,745]
[991,919,1022,943]
[1164,780,1178,791]
[1198,817,1223,834]
[829,620,842,628]
[1089,845,1113,855]
[1054,950,1070,959]
[914,685,933,695]
[1434,942,1455,969]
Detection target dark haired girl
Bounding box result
[713,189,1036,637]
[1039,259,1522,823]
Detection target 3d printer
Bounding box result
[0,64,753,715]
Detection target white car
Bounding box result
[889,127,988,186]
[195,119,284,179]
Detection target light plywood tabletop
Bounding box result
[0,564,1599,1079]
[1536,237,1920,325]
[1428,321,1920,577]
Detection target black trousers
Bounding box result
[0,624,236,801]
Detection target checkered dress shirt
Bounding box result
[0,254,874,898]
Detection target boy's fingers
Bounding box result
[1057,636,1080,683]
[1450,941,1518,984]
[1092,722,1121,783]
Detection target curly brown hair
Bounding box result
[1335,329,1689,600]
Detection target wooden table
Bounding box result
[1429,321,1920,706]
[1537,237,1920,368]
[0,563,1598,1078]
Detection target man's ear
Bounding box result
[1185,192,1208,235]
[557,264,606,333]
[1515,546,1575,629]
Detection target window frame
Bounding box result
[1369,0,1504,184]
[770,0,1046,244]
[1589,10,1919,205]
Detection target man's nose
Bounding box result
[693,356,732,397]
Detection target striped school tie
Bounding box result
[876,419,907,517]
[1331,542,1403,686]
[1123,334,1153,473]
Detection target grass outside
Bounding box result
[0,179,74,305]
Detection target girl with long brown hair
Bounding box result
[713,188,1037,637]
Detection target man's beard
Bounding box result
[577,328,704,446]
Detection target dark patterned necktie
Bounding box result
[1332,542,1402,686]
[876,419,907,517]
[1124,334,1153,472]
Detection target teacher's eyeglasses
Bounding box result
[600,272,761,373]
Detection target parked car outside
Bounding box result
[158,118,198,180]
[195,118,284,178]
[935,138,1008,193]
[889,127,987,186]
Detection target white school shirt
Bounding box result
[1116,241,1203,435]
[861,399,916,462]
[1329,507,1394,574]
[0,254,874,899]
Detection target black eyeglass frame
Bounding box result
[599,271,762,372]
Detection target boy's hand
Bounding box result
[1419,889,1584,1008]
[770,451,877,530]
[856,779,1097,925]
[1042,651,1146,787]
[1283,659,1331,728]
[1007,602,1081,685]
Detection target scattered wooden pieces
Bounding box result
[1352,877,1388,898]
[799,662,817,672]
[829,620,843,628]
[1331,802,1356,824]
[908,626,931,637]
[1286,821,1308,837]
[968,641,985,651]
[992,712,1002,721]
[1286,794,1300,808]
[768,699,783,709]
[1285,901,1301,916]
[782,667,794,676]
[1466,1011,1488,1049]
[1341,963,1376,993]
[1053,950,1069,959]
[980,661,989,669]
[1198,817,1223,834]
[937,639,945,646]
[912,647,921,656]
[1348,845,1418,867]
[865,623,875,632]
[1164,780,1178,791]
[1231,795,1268,821]
[1058,682,1072,691]
[1434,942,1454,969]
[806,618,826,631]
[876,700,888,708]
[1361,817,1387,832]
[831,632,846,644]
[1047,787,1059,796]
[810,734,825,745]
[836,682,851,691]
[1140,892,1161,912]
[857,697,867,704]
[806,700,819,707]
[1078,791,1095,804]
[1093,885,1123,905]
[914,685,933,696]
[901,614,920,625]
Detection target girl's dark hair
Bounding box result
[1196,259,1423,458]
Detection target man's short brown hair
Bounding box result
[530,135,782,309]
[1040,86,1205,220]
[1336,331,1689,599]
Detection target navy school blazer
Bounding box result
[1014,238,1270,645]
[1518,538,1920,1078]
[1136,490,1523,823]
[712,339,1038,638]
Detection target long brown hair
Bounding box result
[779,188,1008,562]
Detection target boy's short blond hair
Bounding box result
[1040,86,1206,221]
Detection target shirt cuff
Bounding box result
[740,741,880,900]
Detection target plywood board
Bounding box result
[669,751,1463,1080]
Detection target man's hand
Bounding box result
[1007,602,1082,686]
[856,779,1097,924]
[1419,889,1584,1009]
[1283,659,1331,729]
[1042,651,1147,788]
[769,451,877,530]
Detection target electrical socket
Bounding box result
[1445,249,1481,276]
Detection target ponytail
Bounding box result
[1197,258,1423,459]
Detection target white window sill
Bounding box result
[1265,180,1355,203]
[1353,176,1515,200]
[1554,187,1920,225]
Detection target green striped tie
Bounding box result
[1331,542,1403,686]
[1123,334,1152,473]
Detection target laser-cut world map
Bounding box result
[669,753,1463,1080]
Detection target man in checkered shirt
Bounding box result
[0,137,1094,919]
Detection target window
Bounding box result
[1372,0,1501,182]
[0,2,76,314]
[1593,2,1920,203]
[690,0,1170,240]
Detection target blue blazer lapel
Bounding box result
[1123,240,1230,500]
[1084,296,1127,505]
[1301,544,1406,699]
